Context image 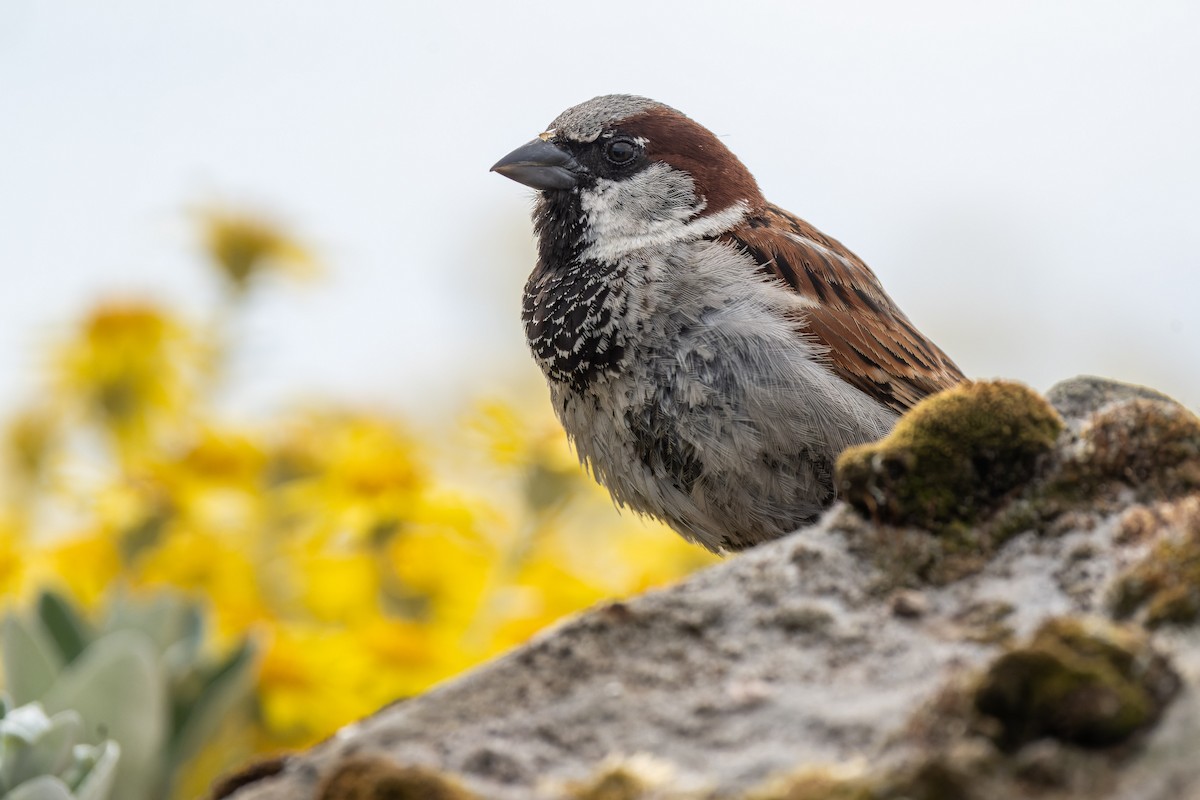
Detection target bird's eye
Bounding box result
[603,137,639,166]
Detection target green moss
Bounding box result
[973,617,1178,750]
[567,769,649,800]
[836,381,1064,532]
[1109,496,1200,627]
[565,755,674,800]
[747,757,981,800]
[315,756,478,800]
[878,758,978,800]
[744,768,875,800]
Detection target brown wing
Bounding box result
[719,204,965,412]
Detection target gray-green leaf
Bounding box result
[2,616,64,704]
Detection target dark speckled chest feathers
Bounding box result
[521,190,630,391]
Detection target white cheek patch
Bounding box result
[578,163,749,264]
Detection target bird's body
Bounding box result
[494,95,964,552]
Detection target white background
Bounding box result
[2,1,1197,420]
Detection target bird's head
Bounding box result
[492,95,765,264]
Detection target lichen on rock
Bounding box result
[835,380,1064,531]
[1063,398,1200,500]
[1109,495,1200,627]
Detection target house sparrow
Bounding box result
[492,95,964,552]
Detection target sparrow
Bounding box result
[492,95,964,552]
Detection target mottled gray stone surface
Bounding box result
[221,377,1200,800]
[1045,374,1178,430]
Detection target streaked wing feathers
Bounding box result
[721,204,965,412]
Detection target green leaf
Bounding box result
[2,615,64,704]
[16,710,83,788]
[37,591,92,666]
[166,638,258,779]
[160,615,204,688]
[73,741,120,800]
[104,592,197,653]
[42,630,167,800]
[1,701,54,743]
[6,775,74,800]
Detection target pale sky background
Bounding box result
[1,1,1198,423]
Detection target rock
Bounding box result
[216,377,1200,800]
[1045,375,1178,431]
[1108,495,1200,627]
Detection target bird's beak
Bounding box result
[491,137,582,191]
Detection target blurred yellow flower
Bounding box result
[146,425,267,537]
[198,209,317,292]
[322,415,423,526]
[257,618,437,746]
[53,301,208,452]
[130,523,266,638]
[3,214,725,797]
[33,530,123,608]
[611,522,722,594]
[268,410,425,545]
[470,397,577,473]
[5,407,58,486]
[177,425,267,489]
[284,540,381,624]
[386,492,498,632]
[0,521,25,596]
[490,551,609,647]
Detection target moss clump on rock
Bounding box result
[836,380,1064,531]
[315,756,478,800]
[1109,495,1200,627]
[973,617,1178,751]
[878,755,983,800]
[565,754,675,800]
[744,767,874,800]
[1067,398,1200,499]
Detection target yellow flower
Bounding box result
[355,616,442,676]
[256,618,439,747]
[268,410,425,545]
[385,491,499,632]
[468,393,580,474]
[256,623,331,743]
[143,425,267,537]
[281,539,381,624]
[326,417,423,522]
[5,407,58,485]
[176,425,267,489]
[0,519,26,596]
[33,530,123,609]
[486,551,608,651]
[53,301,208,451]
[198,209,317,292]
[610,520,721,594]
[129,523,266,639]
